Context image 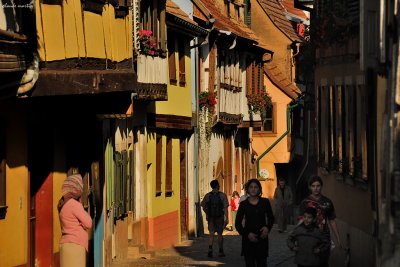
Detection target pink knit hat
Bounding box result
[62,174,83,199]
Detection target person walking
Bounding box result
[58,174,92,267]
[235,178,275,267]
[287,207,330,267]
[230,191,240,231]
[201,179,229,257]
[298,175,343,267]
[273,177,293,233]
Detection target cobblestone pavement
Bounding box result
[112,225,296,267]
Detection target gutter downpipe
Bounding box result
[256,102,298,178]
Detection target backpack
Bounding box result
[207,192,224,218]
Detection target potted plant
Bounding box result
[138,29,157,56]
[247,91,272,120]
[199,91,217,114]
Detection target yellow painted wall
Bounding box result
[36,0,132,62]
[146,134,181,219]
[253,80,292,162]
[253,80,292,199]
[156,46,192,117]
[0,116,28,266]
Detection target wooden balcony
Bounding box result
[136,55,168,101]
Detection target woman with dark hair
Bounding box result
[235,178,275,267]
[298,175,342,267]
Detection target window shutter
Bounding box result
[178,39,186,86]
[168,35,177,82]
[165,137,172,195]
[156,135,162,195]
[246,60,252,95]
[209,44,216,93]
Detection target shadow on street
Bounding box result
[112,225,296,267]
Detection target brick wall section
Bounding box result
[148,210,179,250]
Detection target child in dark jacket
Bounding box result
[287,207,330,267]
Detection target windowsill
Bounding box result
[165,191,173,197]
[0,205,8,219]
[179,82,186,87]
[252,132,277,137]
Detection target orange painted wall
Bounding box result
[148,210,179,250]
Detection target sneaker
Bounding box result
[218,250,225,257]
[207,251,213,258]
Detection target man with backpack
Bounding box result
[201,179,229,257]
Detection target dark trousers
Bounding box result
[244,255,267,267]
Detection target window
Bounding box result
[156,134,162,196]
[262,105,274,132]
[114,150,129,219]
[165,137,172,196]
[246,59,263,95]
[244,0,251,26]
[168,32,177,83]
[141,0,166,51]
[0,121,6,219]
[178,37,186,86]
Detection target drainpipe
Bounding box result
[256,102,298,178]
[194,36,200,237]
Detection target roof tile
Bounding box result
[257,0,303,42]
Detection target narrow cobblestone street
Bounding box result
[112,225,296,267]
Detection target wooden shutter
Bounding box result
[246,60,253,95]
[156,135,162,196]
[178,38,186,86]
[165,137,172,195]
[168,34,177,82]
[208,44,216,93]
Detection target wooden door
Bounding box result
[34,173,53,267]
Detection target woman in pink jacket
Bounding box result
[57,174,92,267]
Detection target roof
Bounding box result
[280,0,309,23]
[166,0,198,26]
[257,0,303,42]
[166,0,208,36]
[264,63,301,99]
[199,0,270,50]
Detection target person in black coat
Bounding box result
[235,178,275,267]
